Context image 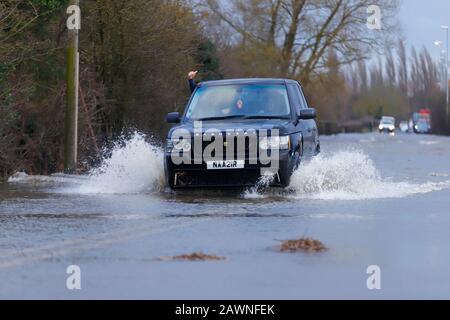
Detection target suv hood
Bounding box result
[168,119,291,137]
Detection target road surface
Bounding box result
[1,132,450,299]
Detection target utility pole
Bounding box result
[64,0,81,173]
[434,41,445,91]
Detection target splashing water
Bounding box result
[288,150,450,200]
[8,139,450,199]
[69,132,165,194]
[8,133,165,194]
[242,174,276,199]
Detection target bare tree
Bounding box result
[397,39,408,95]
[357,60,368,92]
[370,57,384,87]
[410,47,421,97]
[409,46,438,96]
[201,0,400,85]
[385,47,396,86]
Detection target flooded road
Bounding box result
[1,133,450,299]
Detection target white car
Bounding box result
[378,117,396,134]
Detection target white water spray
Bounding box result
[70,133,165,194]
[8,137,450,200]
[9,133,165,194]
[288,150,450,200]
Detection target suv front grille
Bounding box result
[174,169,261,188]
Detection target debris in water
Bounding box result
[279,238,328,253]
[158,252,226,261]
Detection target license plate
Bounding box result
[207,160,245,170]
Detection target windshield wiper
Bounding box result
[197,115,246,121]
[243,115,290,120]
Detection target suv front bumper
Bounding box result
[164,150,295,188]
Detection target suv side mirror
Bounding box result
[299,108,317,120]
[166,112,181,124]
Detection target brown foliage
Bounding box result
[201,0,400,83]
[159,252,226,262]
[82,0,201,137]
[0,0,203,178]
[279,238,328,253]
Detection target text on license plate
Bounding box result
[207,160,245,170]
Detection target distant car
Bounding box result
[414,119,430,134]
[399,121,409,133]
[378,116,396,134]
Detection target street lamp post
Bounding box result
[434,41,444,90]
[442,26,449,125]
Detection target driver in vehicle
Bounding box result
[222,98,245,115]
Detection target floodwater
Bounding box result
[1,132,450,299]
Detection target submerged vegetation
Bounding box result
[279,238,328,253]
[159,253,226,262]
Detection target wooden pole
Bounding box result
[64,0,80,174]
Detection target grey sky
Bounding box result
[399,0,450,57]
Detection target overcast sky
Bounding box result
[400,0,450,57]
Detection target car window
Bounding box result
[287,84,302,115]
[186,84,291,120]
[298,85,309,109]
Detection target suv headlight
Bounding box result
[260,136,290,150]
[166,139,191,152]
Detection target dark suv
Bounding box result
[165,78,320,189]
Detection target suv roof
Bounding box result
[198,78,300,87]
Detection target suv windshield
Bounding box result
[185,84,291,121]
